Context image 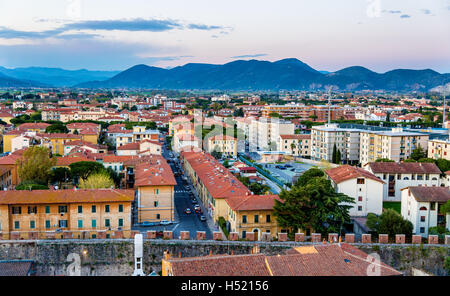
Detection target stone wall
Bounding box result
[0,239,448,276]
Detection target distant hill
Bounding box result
[0,66,120,87]
[76,58,450,91]
[0,71,47,88]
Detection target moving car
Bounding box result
[200,216,206,222]
[140,221,156,227]
[160,220,172,225]
[184,208,192,214]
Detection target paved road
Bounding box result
[133,139,214,239]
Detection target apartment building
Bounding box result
[278,134,311,158]
[225,194,281,240]
[325,165,384,216]
[364,162,442,202]
[428,139,450,161]
[359,128,429,165]
[248,117,295,151]
[311,124,361,164]
[401,186,450,237]
[0,189,134,240]
[134,159,177,224]
[261,103,345,121]
[115,126,159,148]
[206,135,237,157]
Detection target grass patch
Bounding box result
[383,201,401,214]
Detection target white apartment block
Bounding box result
[311,124,361,164]
[326,165,384,217]
[401,186,450,237]
[278,134,311,158]
[428,138,450,161]
[359,128,429,165]
[248,117,295,152]
[364,162,442,202]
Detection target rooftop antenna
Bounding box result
[327,86,333,125]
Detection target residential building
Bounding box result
[278,134,311,158]
[364,162,442,202]
[249,117,295,151]
[206,135,237,157]
[325,165,384,216]
[401,186,450,237]
[428,139,450,161]
[0,189,134,240]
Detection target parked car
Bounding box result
[194,205,200,210]
[140,221,156,227]
[200,216,206,222]
[285,164,292,168]
[160,220,172,225]
[195,208,202,214]
[192,200,198,205]
[184,208,192,214]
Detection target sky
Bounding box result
[0,0,449,73]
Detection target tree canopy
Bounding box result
[79,173,114,189]
[16,146,56,184]
[274,168,354,236]
[365,209,413,237]
[69,161,105,181]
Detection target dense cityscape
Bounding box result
[0,0,449,287]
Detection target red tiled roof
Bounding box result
[0,189,134,204]
[366,162,441,175]
[134,159,176,187]
[403,186,450,203]
[225,194,280,211]
[279,134,311,140]
[117,142,140,151]
[326,165,384,184]
[17,123,50,130]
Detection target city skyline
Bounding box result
[0,0,449,72]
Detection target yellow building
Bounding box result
[181,151,251,223]
[225,194,281,240]
[278,134,311,157]
[39,133,82,155]
[0,189,134,240]
[428,139,450,161]
[206,135,237,157]
[2,130,22,153]
[169,116,193,136]
[133,158,177,223]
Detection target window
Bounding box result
[59,220,68,228]
[417,175,423,180]
[358,206,362,211]
[242,215,247,224]
[92,234,97,239]
[58,206,67,213]
[119,218,123,227]
[358,196,363,202]
[357,178,365,184]
[105,219,110,227]
[78,205,83,214]
[91,219,97,228]
[118,204,123,213]
[420,227,425,233]
[92,205,96,213]
[266,215,271,223]
[254,215,259,223]
[419,206,427,211]
[105,205,110,213]
[154,201,158,207]
[28,206,37,214]
[14,221,20,229]
[45,220,51,229]
[155,189,159,194]
[242,231,246,238]
[30,221,35,229]
[45,206,50,214]
[431,203,436,211]
[420,216,426,222]
[12,206,21,214]
[78,220,83,228]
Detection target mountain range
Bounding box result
[1,59,449,91]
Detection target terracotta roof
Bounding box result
[326,165,384,184]
[17,123,50,130]
[404,186,450,203]
[134,160,176,187]
[225,194,280,211]
[239,167,257,173]
[0,189,134,204]
[37,133,81,139]
[181,152,250,199]
[102,155,134,163]
[279,134,311,140]
[117,142,140,151]
[366,162,441,175]
[56,156,96,166]
[0,260,34,276]
[166,244,401,276]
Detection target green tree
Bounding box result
[365,209,413,237]
[79,172,114,189]
[49,167,71,186]
[336,148,341,164]
[410,146,426,161]
[274,172,354,236]
[294,167,324,187]
[16,146,56,184]
[69,161,105,181]
[45,123,68,134]
[332,143,337,164]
